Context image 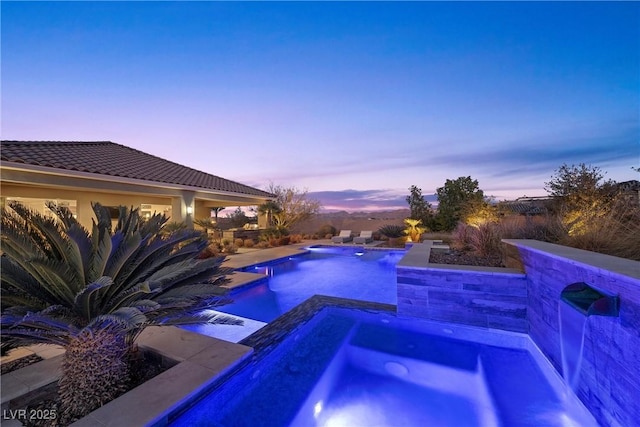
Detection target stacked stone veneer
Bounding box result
[503,239,640,427]
[396,243,528,332]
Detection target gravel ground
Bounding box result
[429,248,504,267]
[1,354,44,375]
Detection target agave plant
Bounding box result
[403,218,428,242]
[1,202,240,421]
[377,224,405,239]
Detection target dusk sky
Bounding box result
[2,1,639,212]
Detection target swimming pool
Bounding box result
[216,246,404,323]
[169,303,597,427]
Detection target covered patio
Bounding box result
[0,140,273,228]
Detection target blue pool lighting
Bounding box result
[171,306,597,427]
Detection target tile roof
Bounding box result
[1,141,273,198]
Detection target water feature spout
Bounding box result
[560,282,619,317]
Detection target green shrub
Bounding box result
[317,224,337,237]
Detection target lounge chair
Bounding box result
[354,230,373,244]
[332,230,352,243]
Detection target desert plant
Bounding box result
[451,223,474,251]
[317,224,337,238]
[403,218,428,242]
[468,223,503,257]
[558,198,640,260]
[1,202,239,422]
[260,226,289,242]
[266,184,321,230]
[223,244,238,254]
[378,224,405,238]
[193,218,218,233]
[257,200,282,228]
[277,236,291,246]
[243,239,255,248]
[234,238,244,248]
[378,224,406,247]
[289,234,303,244]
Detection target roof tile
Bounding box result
[1,141,272,198]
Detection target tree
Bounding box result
[1,202,239,422]
[435,176,485,231]
[226,207,249,228]
[257,200,282,228]
[210,207,225,223]
[544,163,613,199]
[544,163,618,235]
[406,185,434,229]
[267,183,321,231]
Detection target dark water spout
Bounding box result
[560,282,619,317]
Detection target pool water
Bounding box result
[170,307,597,427]
[216,246,404,322]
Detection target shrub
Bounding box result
[451,222,473,251]
[289,234,303,244]
[234,238,244,247]
[255,241,270,249]
[243,239,255,248]
[197,242,222,259]
[317,224,337,237]
[559,198,640,260]
[468,223,502,257]
[223,244,238,254]
[378,224,405,238]
[278,236,291,246]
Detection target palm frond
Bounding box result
[87,229,112,283]
[103,281,155,313]
[1,256,60,307]
[128,299,161,313]
[116,230,205,286]
[156,311,243,326]
[86,307,147,332]
[155,283,223,300]
[74,277,114,321]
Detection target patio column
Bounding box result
[171,191,196,228]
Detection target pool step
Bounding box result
[349,322,480,371]
[181,311,267,343]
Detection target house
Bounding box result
[499,196,553,216]
[616,179,640,205]
[0,140,273,228]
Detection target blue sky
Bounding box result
[2,1,638,212]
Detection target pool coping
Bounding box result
[157,295,397,426]
[70,327,253,427]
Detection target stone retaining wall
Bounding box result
[503,239,640,427]
[396,243,528,332]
